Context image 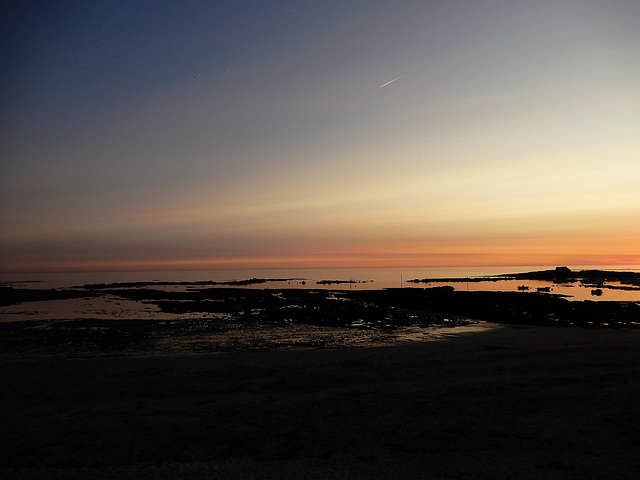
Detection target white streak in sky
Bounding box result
[379,75,405,88]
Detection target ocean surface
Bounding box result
[2,264,640,296]
[1,265,639,322]
[2,265,639,354]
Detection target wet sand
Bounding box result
[2,325,640,479]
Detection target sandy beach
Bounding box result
[2,324,640,479]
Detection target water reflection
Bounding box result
[420,279,640,302]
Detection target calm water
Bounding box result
[1,265,639,330]
[2,265,640,300]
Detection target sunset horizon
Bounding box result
[2,1,638,277]
[2,253,639,275]
[3,3,640,475]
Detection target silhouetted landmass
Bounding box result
[2,268,640,357]
[407,276,505,283]
[4,272,640,479]
[0,286,97,307]
[88,285,640,329]
[379,287,639,328]
[316,279,373,285]
[3,267,640,331]
[409,266,640,290]
[508,266,640,284]
[79,278,303,289]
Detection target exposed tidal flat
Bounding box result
[2,267,640,478]
[1,267,640,358]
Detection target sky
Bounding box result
[1,0,639,273]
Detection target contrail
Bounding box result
[379,75,405,88]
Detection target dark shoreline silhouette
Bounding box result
[408,266,640,290]
[3,268,640,479]
[0,286,98,306]
[315,279,373,285]
[76,277,304,289]
[2,267,639,330]
[2,267,640,359]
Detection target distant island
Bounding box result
[316,279,373,285]
[2,266,640,359]
[408,266,640,291]
[77,277,304,289]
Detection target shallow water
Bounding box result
[2,264,638,287]
[2,266,639,341]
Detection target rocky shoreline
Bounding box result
[3,268,640,478]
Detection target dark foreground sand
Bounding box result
[2,325,640,479]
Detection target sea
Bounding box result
[2,265,639,355]
[1,265,639,323]
[2,264,640,295]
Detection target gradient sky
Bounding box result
[2,0,639,272]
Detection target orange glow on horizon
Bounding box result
[3,2,640,278]
[2,251,639,274]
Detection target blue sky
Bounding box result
[2,1,639,272]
